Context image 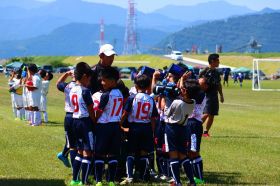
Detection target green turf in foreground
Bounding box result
[0,74,280,186]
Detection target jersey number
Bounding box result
[136,102,151,120]
[71,94,79,112]
[111,98,123,117]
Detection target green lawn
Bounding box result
[0,72,280,186]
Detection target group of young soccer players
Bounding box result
[8,63,53,126]
[53,45,221,186]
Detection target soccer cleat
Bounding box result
[194,177,205,184]
[167,177,175,183]
[96,182,103,186]
[57,152,71,168]
[160,175,168,180]
[202,131,210,138]
[120,178,133,185]
[108,182,116,186]
[70,180,81,186]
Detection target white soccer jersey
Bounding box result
[165,99,195,126]
[70,85,93,119]
[41,80,50,96]
[29,74,42,107]
[189,91,206,122]
[124,93,158,123]
[57,81,76,113]
[97,89,123,124]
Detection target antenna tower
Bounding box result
[100,18,105,47]
[123,0,138,55]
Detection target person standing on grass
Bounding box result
[56,70,77,168]
[25,64,42,126]
[199,53,224,137]
[89,44,116,94]
[69,62,96,186]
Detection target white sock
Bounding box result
[20,109,25,120]
[26,111,30,121]
[31,111,35,124]
[16,109,21,119]
[34,111,42,125]
[13,107,17,117]
[43,112,48,123]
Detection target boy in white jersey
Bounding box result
[120,74,158,184]
[40,71,53,123]
[94,67,123,186]
[9,70,24,120]
[164,79,200,186]
[25,64,42,126]
[69,62,96,186]
[56,70,76,168]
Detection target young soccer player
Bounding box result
[25,64,42,126]
[69,62,96,186]
[40,71,53,123]
[9,70,24,120]
[165,79,200,186]
[94,67,123,186]
[120,74,158,184]
[56,70,76,168]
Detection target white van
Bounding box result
[170,51,183,61]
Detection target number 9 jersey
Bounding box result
[69,84,93,119]
[124,92,158,123]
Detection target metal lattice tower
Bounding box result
[123,0,138,55]
[100,18,105,47]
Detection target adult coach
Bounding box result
[89,44,116,94]
[199,53,224,137]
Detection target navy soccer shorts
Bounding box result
[165,123,190,154]
[127,123,154,155]
[73,117,95,151]
[64,112,76,149]
[154,120,166,152]
[95,122,121,156]
[204,94,219,115]
[186,118,203,152]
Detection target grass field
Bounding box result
[0,71,280,186]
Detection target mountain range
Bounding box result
[0,0,279,57]
[156,12,280,53]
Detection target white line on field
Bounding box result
[223,103,254,107]
[114,61,150,64]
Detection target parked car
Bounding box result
[0,65,3,73]
[42,65,53,73]
[55,67,70,73]
[170,51,183,61]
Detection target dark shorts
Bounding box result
[204,94,219,115]
[95,122,121,156]
[73,117,94,151]
[154,120,166,152]
[127,123,154,154]
[64,113,76,149]
[165,123,190,154]
[186,118,203,152]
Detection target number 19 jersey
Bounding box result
[69,85,93,119]
[124,92,158,124]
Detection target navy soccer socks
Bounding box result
[192,156,204,180]
[170,159,181,184]
[181,158,195,184]
[81,156,92,184]
[72,154,83,181]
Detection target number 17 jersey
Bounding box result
[124,92,158,124]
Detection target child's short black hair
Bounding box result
[208,53,219,64]
[28,63,38,73]
[75,62,92,81]
[100,67,119,82]
[184,79,201,99]
[48,72,53,81]
[39,69,47,79]
[134,74,151,90]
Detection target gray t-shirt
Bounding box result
[165,99,195,126]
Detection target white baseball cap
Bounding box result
[99,44,117,56]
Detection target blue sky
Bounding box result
[38,0,280,13]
